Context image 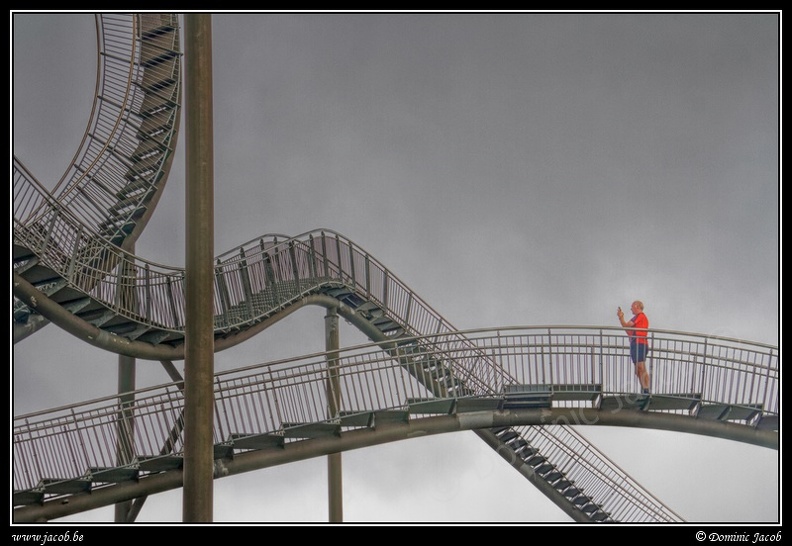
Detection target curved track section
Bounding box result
[13,13,182,341]
[13,328,777,522]
[12,14,778,523]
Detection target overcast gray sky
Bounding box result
[12,11,779,524]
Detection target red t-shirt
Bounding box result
[628,313,649,344]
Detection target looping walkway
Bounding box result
[12,13,778,523]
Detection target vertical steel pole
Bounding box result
[183,13,215,523]
[325,308,343,522]
[115,243,136,522]
[114,353,136,521]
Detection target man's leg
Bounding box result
[635,360,651,410]
[636,361,650,393]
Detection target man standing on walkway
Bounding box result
[617,301,651,399]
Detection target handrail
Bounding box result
[13,325,779,421]
[14,14,181,241]
[12,13,777,524]
[12,13,182,342]
[13,325,775,521]
[13,184,780,414]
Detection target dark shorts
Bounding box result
[630,342,649,364]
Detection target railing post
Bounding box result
[364,253,370,299]
[382,270,389,311]
[699,337,709,402]
[289,241,301,291]
[647,331,654,394]
[308,234,317,280]
[40,210,59,258]
[347,240,356,287]
[215,259,231,322]
[238,248,255,318]
[320,231,329,279]
[66,225,84,281]
[263,251,277,304]
[144,264,152,323]
[335,234,343,282]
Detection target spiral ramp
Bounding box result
[13,13,181,342]
[12,14,778,523]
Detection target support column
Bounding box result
[325,308,343,522]
[183,13,215,523]
[114,353,136,522]
[115,244,136,522]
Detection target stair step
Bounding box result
[78,309,116,326]
[282,422,341,438]
[502,384,552,408]
[551,383,603,401]
[105,321,144,336]
[407,398,455,414]
[544,471,563,483]
[756,415,779,430]
[39,477,92,495]
[554,479,573,491]
[697,403,762,422]
[139,75,178,98]
[13,489,44,506]
[137,330,180,346]
[373,410,409,426]
[355,301,382,315]
[496,429,519,443]
[456,397,501,412]
[517,445,539,459]
[89,466,139,483]
[137,455,183,472]
[572,494,592,506]
[229,432,284,450]
[526,454,547,466]
[214,443,234,460]
[338,411,374,428]
[18,266,61,286]
[642,393,701,411]
[130,139,166,163]
[13,244,37,262]
[13,255,39,273]
[125,324,155,341]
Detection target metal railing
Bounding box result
[14,14,181,237]
[510,424,680,522]
[13,13,182,340]
[12,13,777,523]
[14,14,182,238]
[14,198,501,344]
[13,326,777,497]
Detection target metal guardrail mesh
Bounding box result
[12,14,777,523]
[14,327,777,503]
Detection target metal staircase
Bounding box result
[12,13,778,523]
[12,223,779,522]
[14,323,778,522]
[13,13,182,343]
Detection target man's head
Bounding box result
[631,300,644,313]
